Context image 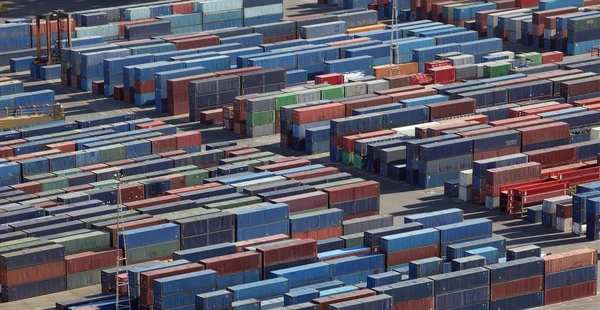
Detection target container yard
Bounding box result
[0,0,599,309]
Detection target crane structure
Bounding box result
[33,10,73,66]
[389,0,400,76]
[114,175,131,310]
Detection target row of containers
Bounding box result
[42,205,597,310]
[447,154,600,241]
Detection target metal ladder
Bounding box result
[114,175,131,310]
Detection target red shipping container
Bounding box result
[438,114,488,124]
[255,159,311,172]
[29,19,76,35]
[385,244,440,266]
[169,102,189,116]
[427,98,476,120]
[200,109,224,125]
[164,183,221,196]
[315,73,344,85]
[341,96,393,117]
[458,126,508,138]
[234,94,261,122]
[490,115,541,126]
[543,248,597,274]
[503,119,555,130]
[134,80,155,94]
[473,146,521,161]
[541,162,588,179]
[518,122,569,144]
[532,7,578,25]
[201,251,261,275]
[163,174,185,190]
[544,281,597,305]
[388,89,437,102]
[291,225,342,240]
[257,239,317,266]
[490,276,544,300]
[393,296,435,310]
[425,60,452,70]
[163,33,210,42]
[491,76,540,88]
[123,88,134,103]
[427,121,482,137]
[1,260,65,286]
[292,103,345,124]
[232,234,290,253]
[0,146,14,158]
[10,182,42,195]
[524,145,576,168]
[174,131,201,149]
[140,263,204,292]
[229,148,260,157]
[521,104,572,116]
[375,85,424,96]
[572,97,600,107]
[221,145,249,158]
[105,217,168,247]
[270,156,299,164]
[0,139,26,147]
[341,130,395,152]
[485,162,542,196]
[92,81,104,95]
[124,195,182,210]
[215,66,263,77]
[148,136,177,153]
[167,73,217,93]
[79,163,110,173]
[324,181,380,204]
[171,2,193,14]
[65,248,122,275]
[33,201,61,208]
[326,37,372,47]
[283,167,339,180]
[118,183,145,203]
[63,184,94,193]
[560,77,600,98]
[46,142,76,153]
[173,36,220,50]
[384,75,413,88]
[313,289,377,310]
[158,150,187,158]
[557,203,573,218]
[271,192,329,213]
[114,86,124,101]
[136,121,165,130]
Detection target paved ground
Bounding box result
[0,1,599,309]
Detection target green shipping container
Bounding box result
[80,210,141,228]
[353,154,366,170]
[67,268,107,290]
[36,189,65,198]
[291,206,327,216]
[158,208,219,222]
[53,168,83,177]
[569,15,600,32]
[126,240,180,263]
[0,237,40,249]
[320,86,344,100]
[246,152,275,161]
[205,196,263,210]
[340,233,364,248]
[516,52,542,66]
[257,155,284,165]
[39,177,69,192]
[314,178,365,190]
[342,151,353,165]
[549,72,597,96]
[98,144,127,162]
[52,231,111,255]
[483,62,512,78]
[170,165,199,173]
[182,169,209,187]
[275,93,299,110]
[246,111,276,126]
[90,179,121,188]
[0,240,55,255]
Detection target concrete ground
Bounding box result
[0,1,598,309]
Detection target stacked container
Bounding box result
[471,153,528,205]
[154,270,217,309]
[289,208,344,240]
[487,256,544,309]
[176,212,235,250]
[485,162,542,210]
[119,223,180,264]
[230,203,289,241]
[189,76,241,122]
[435,219,493,259]
[379,228,440,270]
[543,248,598,305]
[419,138,473,188]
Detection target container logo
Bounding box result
[505,139,520,147]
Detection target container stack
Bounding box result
[139,262,206,309]
[419,139,473,188]
[131,61,185,106]
[487,257,545,309]
[193,1,242,31]
[566,13,600,55]
[156,13,203,35]
[244,1,284,26]
[176,212,235,250]
[154,270,218,309]
[586,194,600,241]
[436,219,494,259]
[379,228,440,270]
[154,67,207,114]
[103,54,153,96]
[80,49,131,91]
[189,76,241,122]
[429,267,490,310]
[485,162,542,210]
[328,253,385,285]
[230,203,289,241]
[458,169,472,201]
[372,278,435,310]
[289,208,344,240]
[65,248,121,290]
[323,181,380,220]
[119,223,180,264]
[471,154,528,204]
[541,196,571,229]
[543,248,598,305]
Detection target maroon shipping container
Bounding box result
[92,81,104,95]
[139,263,204,292]
[165,183,221,196]
[105,217,167,247]
[234,94,261,122]
[521,104,572,116]
[0,147,14,158]
[531,69,582,80]
[283,167,339,180]
[427,121,482,137]
[114,86,124,101]
[524,145,576,168]
[10,182,42,195]
[572,97,600,107]
[324,181,380,204]
[65,248,121,275]
[485,162,542,196]
[33,201,61,208]
[518,122,569,144]
[458,126,508,138]
[473,146,521,161]
[509,103,558,118]
[158,150,187,158]
[148,136,176,153]
[271,192,329,213]
[167,74,217,93]
[291,226,342,240]
[427,98,476,120]
[340,96,393,117]
[270,157,299,164]
[532,7,578,24]
[0,139,27,147]
[1,260,65,286]
[215,66,263,77]
[118,183,144,204]
[503,118,555,130]
[172,35,220,50]
[342,130,395,152]
[256,239,317,266]
[220,145,249,158]
[385,244,440,266]
[491,76,540,88]
[134,80,155,94]
[124,195,182,210]
[46,141,77,153]
[543,248,598,274]
[229,148,260,158]
[384,75,413,88]
[375,85,424,96]
[232,234,290,253]
[200,251,261,275]
[393,296,435,310]
[313,289,377,310]
[162,174,185,190]
[255,159,311,172]
[544,281,597,305]
[428,66,456,84]
[557,203,573,218]
[79,163,110,173]
[560,77,600,98]
[490,276,543,300]
[200,109,224,125]
[164,33,210,42]
[292,103,345,124]
[106,159,135,167]
[63,184,94,193]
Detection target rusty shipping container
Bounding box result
[524,145,576,168]
[517,122,569,145]
[427,98,476,120]
[485,162,542,196]
[65,248,122,275]
[1,260,65,286]
[544,281,597,305]
[200,251,261,275]
[313,289,377,310]
[385,244,440,267]
[560,77,600,98]
[490,276,544,300]
[271,192,329,214]
[543,248,598,274]
[291,225,342,240]
[503,119,556,130]
[324,181,380,204]
[458,126,508,138]
[341,96,393,117]
[292,103,345,125]
[256,239,317,266]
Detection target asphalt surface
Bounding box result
[0,1,599,309]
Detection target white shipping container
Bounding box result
[459,169,473,187]
[459,186,472,202]
[243,3,284,19]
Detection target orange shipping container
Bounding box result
[65,248,122,275]
[341,130,395,152]
[542,248,598,274]
[388,89,437,102]
[232,234,290,253]
[1,260,65,286]
[346,24,387,34]
[292,103,345,124]
[105,217,168,247]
